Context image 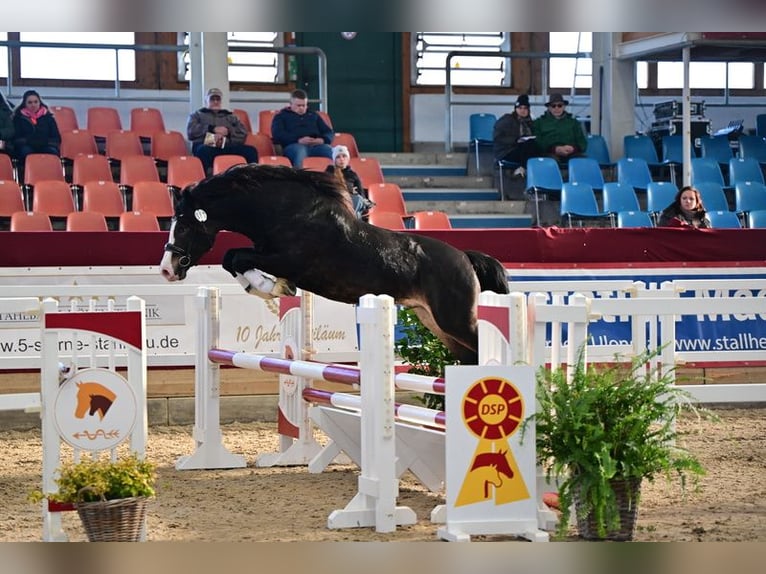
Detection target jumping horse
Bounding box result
[159,164,509,364]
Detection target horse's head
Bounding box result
[160,184,217,281]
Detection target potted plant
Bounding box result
[525,347,712,541]
[30,453,156,542]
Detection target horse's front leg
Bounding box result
[222,248,297,299]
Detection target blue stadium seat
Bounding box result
[568,157,605,192]
[469,113,497,173]
[617,157,653,193]
[559,182,612,227]
[706,210,742,229]
[602,182,640,216]
[616,210,654,228]
[646,181,678,225]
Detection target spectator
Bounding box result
[657,185,711,228]
[187,87,259,175]
[12,89,61,164]
[325,144,373,218]
[271,89,333,168]
[0,92,14,158]
[492,93,537,178]
[533,93,587,165]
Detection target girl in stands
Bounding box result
[325,144,374,219]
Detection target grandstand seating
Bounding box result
[167,156,206,190]
[602,181,641,216]
[468,113,496,173]
[707,210,742,228]
[10,211,52,231]
[738,135,766,165]
[232,109,254,133]
[368,210,406,230]
[50,105,79,132]
[367,183,411,220]
[130,107,167,140]
[646,181,678,224]
[258,110,279,138]
[734,181,766,219]
[350,157,385,189]
[71,154,114,189]
[119,211,160,232]
[106,131,145,164]
[729,157,765,186]
[66,211,109,232]
[213,154,247,174]
[31,180,76,228]
[616,210,654,228]
[81,180,126,220]
[258,155,292,168]
[616,157,653,193]
[301,157,332,172]
[244,132,276,158]
[150,130,189,164]
[86,106,123,143]
[560,182,612,227]
[60,130,99,164]
[413,210,452,229]
[695,181,730,212]
[119,155,161,188]
[747,209,766,228]
[0,154,16,181]
[331,133,360,157]
[568,157,605,192]
[131,181,174,228]
[0,180,25,228]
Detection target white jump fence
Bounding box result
[181,281,766,535]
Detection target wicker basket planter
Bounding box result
[575,478,641,541]
[77,496,150,542]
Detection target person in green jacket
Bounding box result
[533,93,587,165]
[0,92,14,158]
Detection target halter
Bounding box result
[163,241,192,269]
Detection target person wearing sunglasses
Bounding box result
[533,93,587,166]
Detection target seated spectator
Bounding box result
[325,144,374,219]
[658,185,711,228]
[0,92,14,158]
[533,93,587,165]
[271,89,333,168]
[492,93,537,178]
[187,88,259,175]
[12,89,61,164]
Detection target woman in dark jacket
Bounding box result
[658,185,711,228]
[12,89,61,164]
[492,94,537,178]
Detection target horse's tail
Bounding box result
[464,250,509,294]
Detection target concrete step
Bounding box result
[406,199,527,215]
[366,152,467,166]
[385,174,495,189]
[402,188,500,202]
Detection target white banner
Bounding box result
[0,266,359,369]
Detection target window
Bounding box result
[18,33,135,81]
[549,33,592,90]
[0,32,7,79]
[656,61,754,89]
[178,32,281,83]
[413,33,509,86]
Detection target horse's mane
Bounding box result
[188,164,349,211]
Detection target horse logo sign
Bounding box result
[53,367,137,451]
[455,375,530,507]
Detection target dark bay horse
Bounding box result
[159,164,508,364]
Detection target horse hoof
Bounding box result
[272,278,297,297]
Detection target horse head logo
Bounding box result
[74,381,117,421]
[469,449,514,499]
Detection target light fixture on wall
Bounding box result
[340,32,357,40]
